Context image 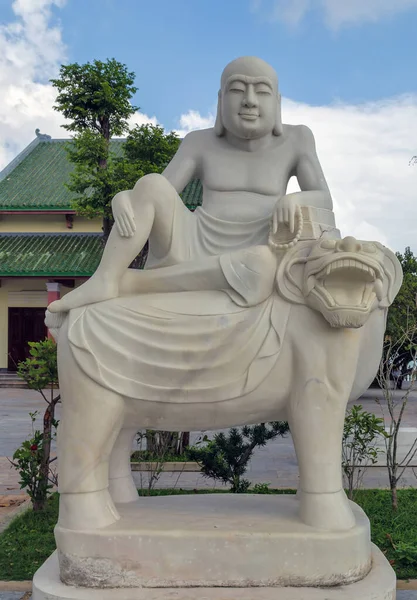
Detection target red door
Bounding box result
[8,307,47,371]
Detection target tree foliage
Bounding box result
[51,60,180,240]
[386,247,417,342]
[188,422,289,493]
[51,58,137,237]
[342,405,387,500]
[51,58,138,139]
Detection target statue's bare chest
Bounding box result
[201,141,296,196]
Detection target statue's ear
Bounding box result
[273,93,283,136]
[214,91,225,137]
[275,243,311,305]
[376,243,403,308]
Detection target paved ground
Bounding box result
[1,386,417,494]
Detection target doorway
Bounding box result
[8,307,47,371]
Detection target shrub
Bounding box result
[187,422,289,493]
[11,340,59,511]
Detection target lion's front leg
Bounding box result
[289,363,355,531]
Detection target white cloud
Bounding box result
[175,109,215,138]
[176,96,417,252]
[0,0,69,169]
[252,0,417,28]
[128,111,159,129]
[284,95,417,251]
[0,1,158,171]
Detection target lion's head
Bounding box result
[276,236,403,328]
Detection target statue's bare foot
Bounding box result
[48,275,119,313]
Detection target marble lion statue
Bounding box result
[46,234,402,535]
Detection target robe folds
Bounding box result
[67,289,290,403]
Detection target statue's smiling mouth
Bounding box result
[239,112,259,120]
[304,256,384,310]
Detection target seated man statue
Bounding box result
[49,56,338,314]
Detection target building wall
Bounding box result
[0,278,80,369]
[0,214,102,233]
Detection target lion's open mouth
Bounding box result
[305,257,383,310]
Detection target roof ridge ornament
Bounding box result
[35,128,52,141]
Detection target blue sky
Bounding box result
[0,0,416,250]
[47,0,417,130]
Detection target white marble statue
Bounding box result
[48,56,338,315]
[40,56,402,599]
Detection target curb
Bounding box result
[0,580,32,591]
[131,461,200,472]
[0,498,31,535]
[398,580,417,590]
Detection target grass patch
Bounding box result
[353,489,417,580]
[0,488,416,581]
[0,494,58,581]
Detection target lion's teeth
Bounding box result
[374,278,383,301]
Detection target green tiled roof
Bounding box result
[0,233,103,276]
[0,139,203,211]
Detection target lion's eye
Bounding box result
[320,239,337,250]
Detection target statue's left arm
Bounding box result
[292,125,333,210]
[273,126,333,234]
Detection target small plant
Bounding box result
[342,405,387,500]
[136,430,189,493]
[252,482,272,494]
[11,411,58,511]
[187,422,289,493]
[10,339,60,511]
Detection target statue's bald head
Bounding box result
[220,56,279,92]
[215,56,282,139]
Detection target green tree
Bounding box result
[384,247,417,378]
[12,340,60,511]
[51,58,138,238]
[110,124,181,198]
[387,247,417,341]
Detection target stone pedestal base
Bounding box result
[32,545,396,600]
[55,494,371,588]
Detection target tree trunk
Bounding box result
[36,406,53,511]
[102,216,113,244]
[35,394,59,512]
[390,475,398,511]
[145,431,189,457]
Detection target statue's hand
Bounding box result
[112,191,136,238]
[272,195,300,235]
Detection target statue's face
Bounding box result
[221,74,278,140]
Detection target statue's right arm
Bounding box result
[162,132,199,193]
